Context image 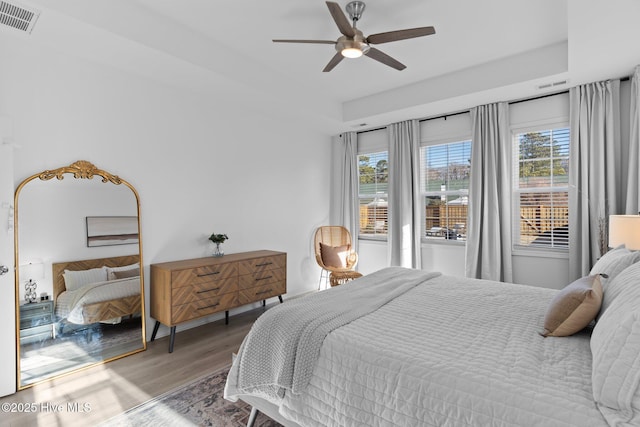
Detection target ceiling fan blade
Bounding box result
[323,52,344,72]
[365,47,406,70]
[367,26,436,44]
[272,39,336,45]
[325,1,355,38]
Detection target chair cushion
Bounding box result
[319,243,350,269]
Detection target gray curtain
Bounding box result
[465,102,513,282]
[329,132,359,253]
[626,66,640,214]
[387,120,422,268]
[569,80,621,280]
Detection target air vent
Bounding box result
[536,80,568,90]
[0,1,40,33]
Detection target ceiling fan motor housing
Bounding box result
[336,29,370,56]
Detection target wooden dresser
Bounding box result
[150,250,286,352]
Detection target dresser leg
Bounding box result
[151,321,160,341]
[168,326,176,353]
[278,295,283,304]
[225,310,229,325]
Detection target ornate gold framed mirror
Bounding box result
[14,160,146,389]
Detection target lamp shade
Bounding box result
[609,215,640,250]
[20,262,44,281]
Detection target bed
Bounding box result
[52,255,142,326]
[225,247,640,427]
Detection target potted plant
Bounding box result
[209,233,229,257]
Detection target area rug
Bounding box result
[99,365,282,427]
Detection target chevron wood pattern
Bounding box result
[237,254,286,276]
[171,262,237,288]
[171,277,238,305]
[82,295,142,324]
[238,282,286,306]
[238,268,286,290]
[150,250,286,352]
[172,293,238,324]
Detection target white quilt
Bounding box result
[226,268,609,427]
[55,277,140,324]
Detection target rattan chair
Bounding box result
[314,226,359,288]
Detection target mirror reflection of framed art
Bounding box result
[86,216,139,247]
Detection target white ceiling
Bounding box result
[3,0,640,133]
[131,0,567,100]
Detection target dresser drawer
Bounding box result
[171,293,238,324]
[238,254,286,275]
[171,277,238,305]
[238,281,286,305]
[171,263,237,288]
[20,301,53,316]
[20,314,54,330]
[238,268,285,290]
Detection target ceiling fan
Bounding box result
[273,1,435,72]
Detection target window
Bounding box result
[420,141,471,241]
[358,151,388,238]
[513,127,570,249]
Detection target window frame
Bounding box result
[511,121,570,255]
[357,150,389,241]
[419,137,472,245]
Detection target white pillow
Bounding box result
[601,261,640,316]
[591,265,640,425]
[590,245,640,287]
[105,263,140,280]
[63,267,108,291]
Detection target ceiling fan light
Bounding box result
[342,47,363,58]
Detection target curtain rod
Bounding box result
[355,75,632,135]
[355,86,580,135]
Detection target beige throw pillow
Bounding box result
[541,275,603,337]
[105,262,140,280]
[113,268,140,279]
[319,243,350,269]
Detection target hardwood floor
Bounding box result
[1,305,267,427]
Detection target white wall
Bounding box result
[0,36,331,340]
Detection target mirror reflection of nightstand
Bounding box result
[19,300,55,345]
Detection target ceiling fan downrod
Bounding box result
[346,1,366,26]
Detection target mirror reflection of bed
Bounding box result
[15,161,146,389]
[19,255,143,386]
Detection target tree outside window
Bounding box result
[358,152,388,237]
[514,128,570,249]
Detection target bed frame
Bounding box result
[242,396,300,427]
[52,254,142,324]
